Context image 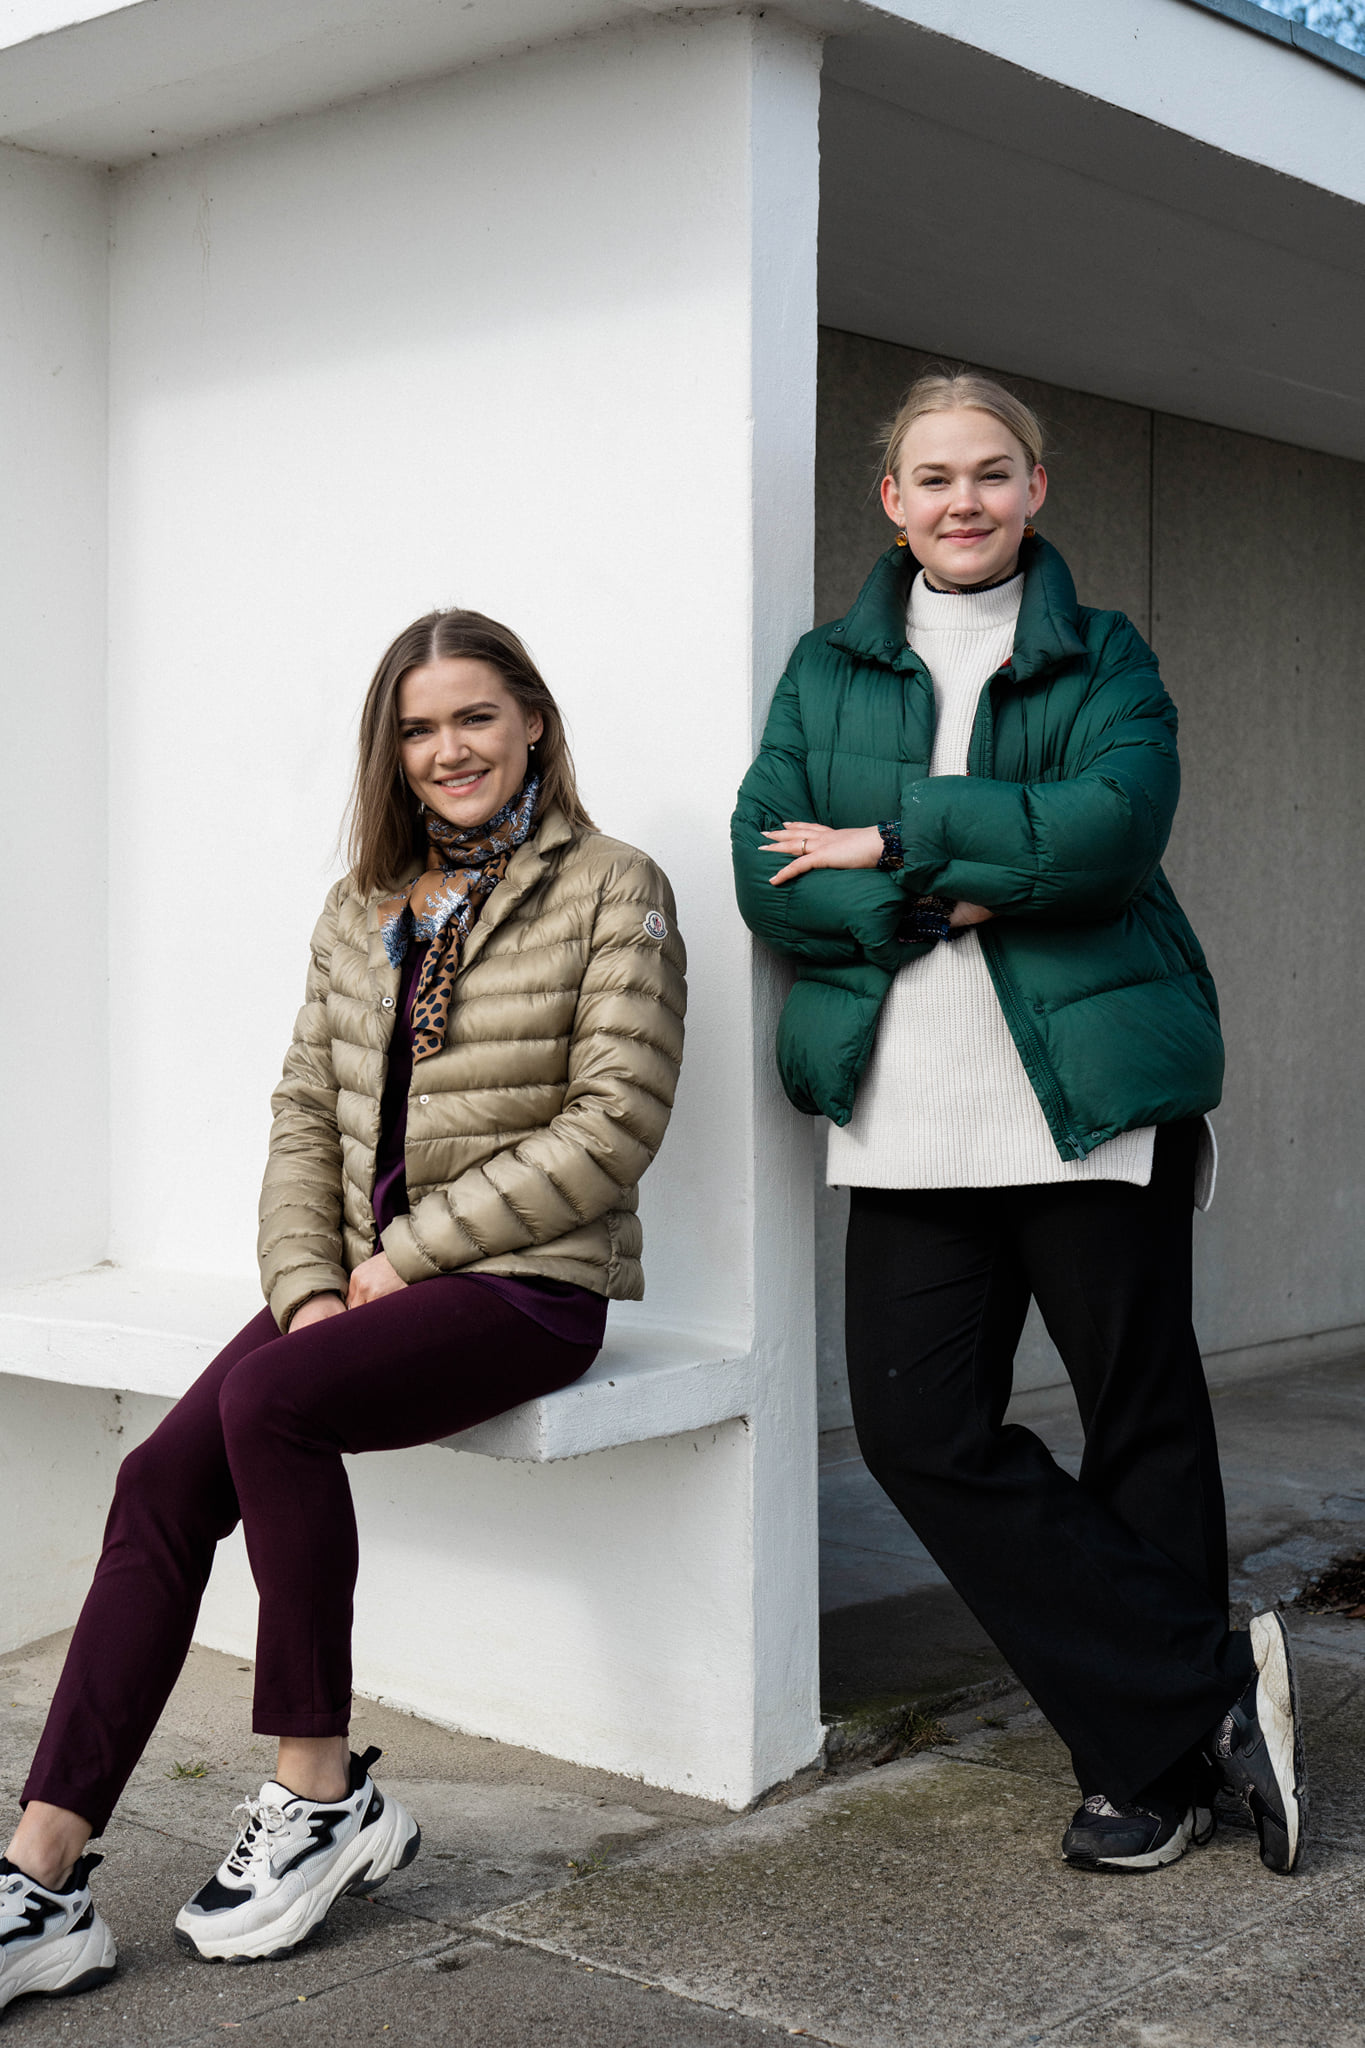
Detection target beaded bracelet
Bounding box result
[896,894,959,946]
[875,820,905,873]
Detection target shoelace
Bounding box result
[224,1799,288,1879]
[1211,1704,1241,1759]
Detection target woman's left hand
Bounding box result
[346,1251,409,1308]
[762,821,882,885]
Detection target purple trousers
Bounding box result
[23,1280,598,1835]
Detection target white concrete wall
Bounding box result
[106,18,759,1342]
[77,11,823,1802]
[190,1423,759,1802]
[0,1376,128,1651]
[0,143,108,1287]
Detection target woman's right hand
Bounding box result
[761,821,883,885]
[289,1293,347,1333]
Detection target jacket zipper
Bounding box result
[967,669,1086,1162]
[976,927,1085,1160]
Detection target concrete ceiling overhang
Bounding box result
[0,0,651,160]
[818,22,1365,461]
[2,0,1361,459]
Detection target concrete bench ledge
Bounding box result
[0,1266,750,1463]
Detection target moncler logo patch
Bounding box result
[643,910,668,940]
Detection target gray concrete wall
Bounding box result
[813,329,1365,1430]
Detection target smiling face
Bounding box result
[397,657,543,832]
[881,407,1047,591]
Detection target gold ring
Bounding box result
[802,838,809,855]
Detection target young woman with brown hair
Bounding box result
[733,370,1306,1879]
[0,610,685,2007]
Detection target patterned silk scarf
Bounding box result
[378,777,540,1061]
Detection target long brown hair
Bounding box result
[347,609,595,895]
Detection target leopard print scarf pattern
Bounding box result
[378,776,540,1062]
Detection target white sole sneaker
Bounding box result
[1212,1611,1307,1874]
[1063,1801,1195,1873]
[1248,1609,1307,1872]
[0,1855,117,2014]
[174,1748,420,1963]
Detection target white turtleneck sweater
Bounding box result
[826,569,1157,1193]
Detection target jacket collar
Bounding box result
[364,803,576,983]
[457,803,573,973]
[827,532,1087,684]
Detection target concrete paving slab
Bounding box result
[4,1358,1365,2046]
[1045,1863,1365,2048]
[162,1944,798,2047]
[0,1814,443,2045]
[819,1543,944,1616]
[481,1655,1354,2048]
[819,1582,1010,1722]
[365,1779,668,1926]
[1287,1618,1365,1854]
[0,1635,736,2046]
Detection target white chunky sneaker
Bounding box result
[0,1853,117,2014]
[174,1747,420,1962]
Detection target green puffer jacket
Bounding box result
[731,534,1223,1159]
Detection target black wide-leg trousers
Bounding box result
[844,1119,1253,1803]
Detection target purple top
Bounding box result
[373,941,608,1350]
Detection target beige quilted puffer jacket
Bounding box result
[258,807,686,1332]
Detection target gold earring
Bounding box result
[1023,522,1036,539]
[895,530,909,549]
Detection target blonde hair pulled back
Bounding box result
[882,369,1045,484]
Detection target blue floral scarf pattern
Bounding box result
[378,777,540,1061]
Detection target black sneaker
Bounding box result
[1211,1609,1306,1873]
[0,1853,117,2014]
[1062,1795,1196,1873]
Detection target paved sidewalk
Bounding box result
[1,1354,1362,2046]
[487,1625,1365,2047]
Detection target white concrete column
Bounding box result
[0,144,108,1286]
[743,19,824,1794]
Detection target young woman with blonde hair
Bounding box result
[733,369,1306,1877]
[0,610,685,2009]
